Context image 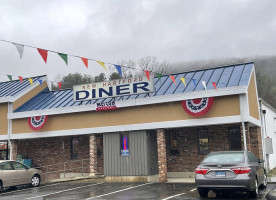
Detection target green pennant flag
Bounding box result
[156,73,162,83]
[58,53,68,65]
[7,75,12,81]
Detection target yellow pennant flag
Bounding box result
[180,77,186,87]
[28,78,33,85]
[97,61,107,71]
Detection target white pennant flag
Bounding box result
[13,43,24,59]
[202,81,207,90]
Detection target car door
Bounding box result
[247,152,263,184]
[11,162,29,185]
[0,161,17,187]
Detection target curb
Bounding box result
[42,176,101,185]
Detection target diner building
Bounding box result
[0,62,266,182]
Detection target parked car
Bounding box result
[0,160,42,190]
[195,150,267,198]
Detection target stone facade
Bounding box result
[157,129,167,182]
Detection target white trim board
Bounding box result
[10,115,244,139]
[8,86,247,119]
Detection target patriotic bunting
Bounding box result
[58,53,68,65]
[18,76,23,83]
[81,57,88,69]
[144,70,150,81]
[97,61,107,70]
[37,49,48,63]
[180,77,186,87]
[170,75,176,85]
[13,43,24,59]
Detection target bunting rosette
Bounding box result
[28,115,48,130]
[181,97,214,116]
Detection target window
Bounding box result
[247,152,258,163]
[120,132,129,156]
[198,128,209,155]
[0,162,13,170]
[229,127,242,150]
[169,131,180,156]
[70,136,80,159]
[0,141,9,160]
[12,162,26,170]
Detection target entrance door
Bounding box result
[229,127,242,150]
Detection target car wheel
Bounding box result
[260,174,268,189]
[0,181,2,192]
[30,175,40,187]
[248,179,258,198]
[198,188,209,198]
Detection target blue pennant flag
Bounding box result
[114,65,122,76]
[38,79,43,86]
[192,79,197,87]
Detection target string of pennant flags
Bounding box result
[0,39,218,91]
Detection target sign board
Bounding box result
[73,75,154,101]
[96,100,118,111]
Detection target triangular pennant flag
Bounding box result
[170,75,176,85]
[144,70,150,81]
[212,82,217,90]
[13,43,24,59]
[18,76,23,83]
[58,53,68,65]
[28,78,33,85]
[202,81,207,90]
[37,48,48,63]
[38,79,43,86]
[180,77,186,87]
[81,57,88,69]
[7,75,12,81]
[114,65,122,76]
[97,61,107,70]
[192,79,197,87]
[156,73,162,83]
[58,82,62,89]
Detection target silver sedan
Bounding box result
[195,150,267,198]
[0,160,42,190]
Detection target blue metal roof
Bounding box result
[0,75,47,98]
[14,63,254,112]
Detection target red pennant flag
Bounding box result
[170,75,176,85]
[81,57,88,68]
[212,82,217,90]
[58,82,62,89]
[144,70,150,81]
[37,48,48,63]
[18,76,23,83]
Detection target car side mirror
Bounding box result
[257,159,265,163]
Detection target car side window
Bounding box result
[12,162,26,170]
[0,162,13,170]
[247,152,258,163]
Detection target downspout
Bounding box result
[7,102,13,160]
[242,121,247,151]
[259,100,268,170]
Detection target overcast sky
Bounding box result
[0,0,276,82]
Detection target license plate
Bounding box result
[215,171,226,177]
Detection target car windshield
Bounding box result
[202,152,244,163]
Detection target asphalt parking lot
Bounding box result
[0,179,274,200]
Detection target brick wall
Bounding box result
[166,124,244,172]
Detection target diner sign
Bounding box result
[73,75,154,101]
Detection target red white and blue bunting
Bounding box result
[181,97,214,116]
[28,116,48,130]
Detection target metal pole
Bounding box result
[82,159,84,176]
[242,121,247,150]
[64,162,66,179]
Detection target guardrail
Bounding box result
[36,159,91,181]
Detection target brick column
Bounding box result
[157,129,167,183]
[89,134,98,176]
